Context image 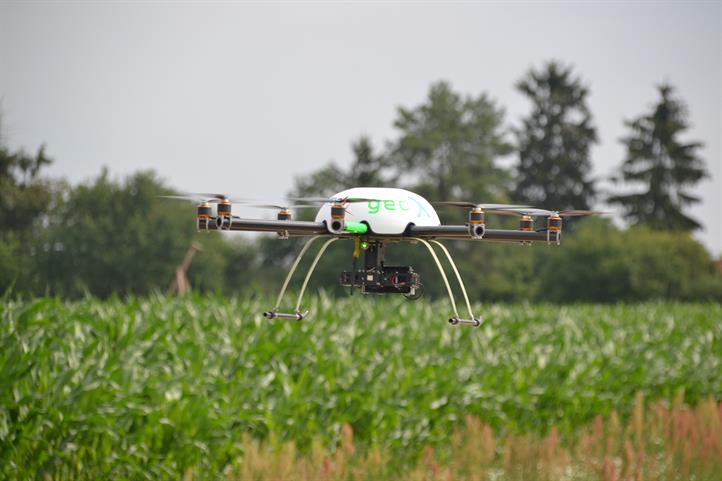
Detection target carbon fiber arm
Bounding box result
[200,218,329,236]
[199,218,559,242]
[406,225,560,243]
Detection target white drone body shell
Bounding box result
[313,187,441,235]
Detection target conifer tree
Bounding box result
[514,62,597,210]
[609,84,707,231]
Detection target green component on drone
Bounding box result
[344,222,368,234]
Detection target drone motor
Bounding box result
[547,213,562,231]
[196,202,212,231]
[519,214,534,232]
[215,198,233,229]
[277,209,292,221]
[329,202,346,233]
[468,207,486,239]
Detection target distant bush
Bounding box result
[534,218,721,302]
[23,169,253,298]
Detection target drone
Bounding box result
[163,187,602,327]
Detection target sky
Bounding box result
[1,1,720,254]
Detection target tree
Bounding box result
[608,84,707,231]
[391,81,512,203]
[36,170,235,297]
[0,116,58,294]
[0,119,54,235]
[514,61,597,211]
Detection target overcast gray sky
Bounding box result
[1,1,720,254]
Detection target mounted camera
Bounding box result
[339,241,423,300]
[340,265,422,298]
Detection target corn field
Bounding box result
[1,295,720,480]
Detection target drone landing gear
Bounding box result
[264,236,480,328]
[263,236,338,321]
[263,310,309,321]
[411,238,481,328]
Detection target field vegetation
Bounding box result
[1,295,720,479]
[230,396,722,481]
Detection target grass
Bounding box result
[1,295,720,479]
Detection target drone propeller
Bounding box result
[159,194,208,202]
[433,201,531,210]
[159,193,249,204]
[243,203,317,210]
[160,192,259,230]
[486,207,606,217]
[289,196,381,205]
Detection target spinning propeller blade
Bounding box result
[289,196,381,205]
[486,207,607,217]
[243,203,317,210]
[191,192,250,203]
[159,193,250,203]
[433,201,531,209]
[158,194,208,202]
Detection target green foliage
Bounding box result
[33,169,238,297]
[514,61,597,211]
[0,121,60,294]
[534,218,720,302]
[0,140,53,234]
[1,297,720,479]
[609,84,708,231]
[534,219,630,302]
[391,81,512,203]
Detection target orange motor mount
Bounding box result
[519,215,534,232]
[468,207,486,239]
[329,202,346,233]
[197,202,212,230]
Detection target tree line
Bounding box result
[1,61,719,302]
